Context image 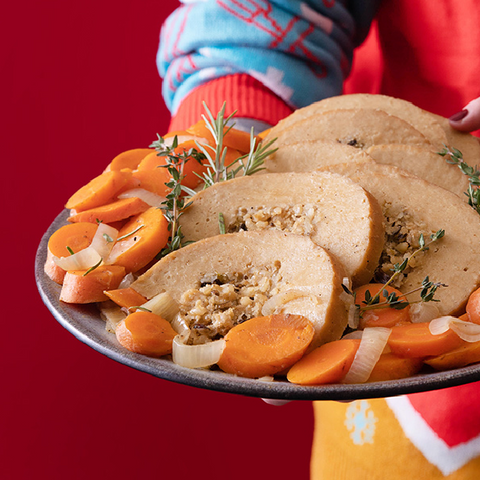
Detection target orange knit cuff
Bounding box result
[168,74,293,132]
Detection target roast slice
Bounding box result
[320,163,480,315]
[266,108,433,151]
[178,171,384,287]
[267,93,448,149]
[132,230,349,351]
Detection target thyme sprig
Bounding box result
[150,134,199,258]
[438,146,480,214]
[342,230,446,316]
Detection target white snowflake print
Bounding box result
[345,400,378,445]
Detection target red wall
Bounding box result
[2,2,313,479]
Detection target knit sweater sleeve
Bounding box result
[158,0,380,130]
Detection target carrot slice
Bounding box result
[131,151,171,196]
[355,283,411,329]
[217,314,314,378]
[466,287,480,325]
[104,287,148,309]
[287,339,361,385]
[106,148,152,172]
[115,311,177,357]
[108,207,169,273]
[367,353,424,382]
[65,170,132,212]
[387,322,466,358]
[59,265,126,304]
[44,222,98,284]
[67,197,150,224]
[425,340,480,371]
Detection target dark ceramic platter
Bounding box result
[35,210,480,400]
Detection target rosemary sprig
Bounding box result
[438,146,480,213]
[117,224,144,241]
[194,101,277,187]
[218,212,226,235]
[342,230,446,316]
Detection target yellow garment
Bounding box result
[311,399,480,479]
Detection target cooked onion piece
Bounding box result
[118,188,165,208]
[53,246,102,271]
[141,292,179,321]
[342,327,391,384]
[429,316,480,343]
[172,336,226,369]
[90,223,118,261]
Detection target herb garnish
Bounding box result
[343,230,446,317]
[439,146,480,214]
[150,102,277,258]
[150,135,200,258]
[194,102,277,187]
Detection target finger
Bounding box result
[449,97,480,132]
[262,399,292,406]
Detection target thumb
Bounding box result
[449,97,480,132]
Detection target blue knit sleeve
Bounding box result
[157,0,380,114]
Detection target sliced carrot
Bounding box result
[104,287,148,310]
[425,340,480,371]
[108,207,169,273]
[287,339,361,385]
[59,265,126,304]
[387,322,466,358]
[466,287,480,325]
[65,170,133,212]
[185,119,215,145]
[67,197,150,224]
[355,283,411,329]
[131,151,172,196]
[257,128,272,140]
[115,311,177,357]
[44,222,98,284]
[106,148,152,172]
[367,353,424,382]
[217,314,314,378]
[186,119,253,154]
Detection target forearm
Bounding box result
[158,0,380,130]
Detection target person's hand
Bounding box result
[449,97,480,132]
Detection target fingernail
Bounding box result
[449,109,468,122]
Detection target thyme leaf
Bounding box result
[439,146,480,214]
[344,230,446,317]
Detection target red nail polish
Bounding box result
[449,109,468,122]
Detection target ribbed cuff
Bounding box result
[168,74,293,132]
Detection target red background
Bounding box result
[2,2,313,479]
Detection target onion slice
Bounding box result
[172,336,226,369]
[342,327,391,384]
[429,316,480,342]
[141,292,179,321]
[90,223,118,261]
[118,188,165,208]
[53,246,102,271]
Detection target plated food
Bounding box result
[39,95,480,392]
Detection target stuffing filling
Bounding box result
[227,205,316,236]
[374,202,433,287]
[179,262,285,344]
